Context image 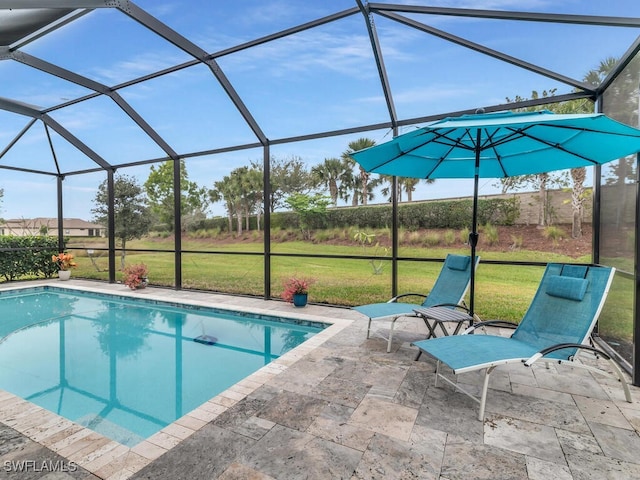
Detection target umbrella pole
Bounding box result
[469,134,481,321]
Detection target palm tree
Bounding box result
[311,157,345,206]
[342,138,376,205]
[583,57,618,87]
[380,176,435,203]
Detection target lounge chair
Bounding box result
[353,254,479,352]
[412,263,632,421]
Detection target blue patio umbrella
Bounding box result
[351,110,640,317]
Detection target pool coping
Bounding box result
[0,280,354,480]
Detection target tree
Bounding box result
[266,155,313,212]
[210,174,239,234]
[285,193,331,240]
[92,174,153,269]
[210,165,263,235]
[311,157,345,206]
[380,176,435,202]
[342,138,378,206]
[144,159,209,232]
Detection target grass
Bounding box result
[68,238,566,321]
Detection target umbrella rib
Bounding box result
[423,128,475,178]
[367,127,460,171]
[476,127,515,177]
[508,125,600,165]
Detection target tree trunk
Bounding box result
[538,173,548,226]
[120,239,127,270]
[329,180,338,206]
[360,168,369,205]
[570,167,586,238]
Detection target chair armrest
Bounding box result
[524,343,611,366]
[388,293,427,303]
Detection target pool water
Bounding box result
[0,287,325,447]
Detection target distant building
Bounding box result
[0,218,105,237]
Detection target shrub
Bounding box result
[123,263,149,290]
[482,223,499,246]
[510,234,523,250]
[443,230,456,245]
[459,227,470,244]
[281,276,315,303]
[423,232,441,246]
[0,235,61,281]
[406,231,422,245]
[543,225,565,246]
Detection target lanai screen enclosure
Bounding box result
[0,2,639,380]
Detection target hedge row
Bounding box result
[200,197,520,232]
[0,236,62,281]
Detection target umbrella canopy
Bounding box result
[351,110,640,316]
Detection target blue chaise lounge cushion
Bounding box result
[545,275,589,301]
[447,255,470,271]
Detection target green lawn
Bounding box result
[67,238,577,322]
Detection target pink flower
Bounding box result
[281,276,315,303]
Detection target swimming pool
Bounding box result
[0,286,327,447]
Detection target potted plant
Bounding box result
[52,252,77,280]
[123,263,149,290]
[281,276,315,307]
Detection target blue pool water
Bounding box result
[0,287,326,447]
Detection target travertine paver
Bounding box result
[483,414,565,463]
[0,279,639,479]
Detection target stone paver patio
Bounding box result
[1,280,639,479]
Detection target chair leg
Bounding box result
[478,366,495,421]
[607,357,632,403]
[387,317,397,353]
[366,318,372,339]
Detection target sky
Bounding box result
[0,0,638,220]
